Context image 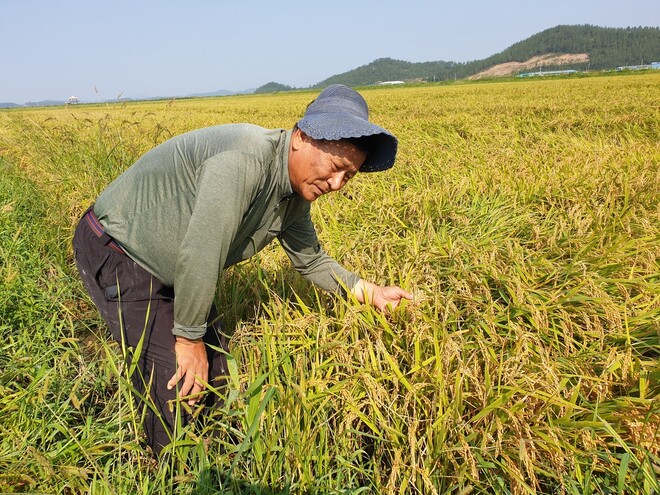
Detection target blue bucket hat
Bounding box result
[296,84,398,172]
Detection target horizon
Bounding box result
[1,0,659,105]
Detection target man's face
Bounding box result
[288,129,366,202]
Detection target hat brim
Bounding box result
[297,113,398,172]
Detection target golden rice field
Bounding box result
[0,73,658,494]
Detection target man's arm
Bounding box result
[168,152,263,404]
[279,203,412,310]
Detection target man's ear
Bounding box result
[291,128,312,151]
[291,129,307,151]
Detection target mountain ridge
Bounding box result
[299,25,659,90]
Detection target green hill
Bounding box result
[469,24,660,75]
[310,58,455,88]
[255,25,660,91]
[254,82,294,94]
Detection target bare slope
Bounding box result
[470,53,590,79]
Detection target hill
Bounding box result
[24,100,65,108]
[309,58,453,88]
[467,25,660,76]
[254,82,294,94]
[306,24,660,87]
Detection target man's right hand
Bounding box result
[167,336,208,405]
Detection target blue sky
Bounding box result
[1,0,658,104]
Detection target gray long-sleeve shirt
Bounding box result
[94,124,360,339]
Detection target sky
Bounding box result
[1,0,658,104]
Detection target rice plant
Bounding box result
[0,73,658,494]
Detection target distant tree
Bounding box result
[254,82,294,94]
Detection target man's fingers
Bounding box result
[183,377,208,405]
[187,383,205,405]
[167,366,184,390]
[381,300,397,312]
[374,286,415,312]
[168,368,208,404]
[167,367,196,390]
[401,289,414,300]
[178,374,194,398]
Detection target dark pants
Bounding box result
[72,206,229,456]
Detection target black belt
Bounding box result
[85,209,126,255]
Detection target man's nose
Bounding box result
[328,173,345,191]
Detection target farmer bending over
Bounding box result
[73,84,412,456]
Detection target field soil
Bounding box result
[469,52,590,78]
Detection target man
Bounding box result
[73,84,412,455]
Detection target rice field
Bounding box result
[0,73,658,494]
